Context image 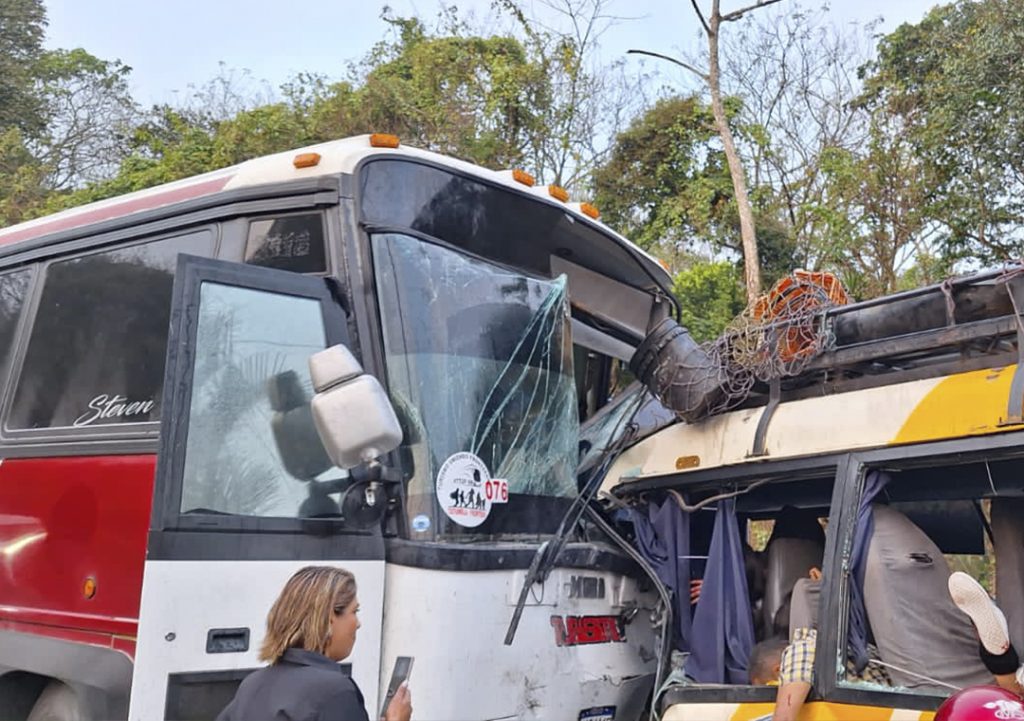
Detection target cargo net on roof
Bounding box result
[639,271,850,422]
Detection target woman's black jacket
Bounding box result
[217,648,370,721]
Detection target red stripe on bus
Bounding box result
[0,615,135,658]
[0,605,136,637]
[0,176,232,246]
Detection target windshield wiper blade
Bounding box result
[503,390,646,646]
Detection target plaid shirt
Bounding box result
[779,628,891,686]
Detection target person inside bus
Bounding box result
[749,569,891,721]
[948,570,1024,697]
[216,566,413,721]
[761,505,993,721]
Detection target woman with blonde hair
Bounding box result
[217,566,412,721]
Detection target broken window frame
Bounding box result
[818,435,1024,713]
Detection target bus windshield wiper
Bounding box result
[503,390,646,646]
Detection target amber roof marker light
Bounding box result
[370,134,401,148]
[511,168,536,187]
[292,152,321,169]
[548,184,570,203]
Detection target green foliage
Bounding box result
[807,110,935,298]
[592,95,736,260]
[41,11,552,212]
[0,127,48,226]
[672,260,746,342]
[0,0,46,133]
[33,48,138,188]
[859,0,1024,263]
[345,14,547,169]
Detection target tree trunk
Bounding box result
[708,2,761,304]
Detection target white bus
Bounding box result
[0,134,675,721]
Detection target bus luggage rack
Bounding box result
[746,264,1024,405]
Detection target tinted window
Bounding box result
[244,213,326,273]
[359,159,652,290]
[8,231,215,430]
[0,269,30,369]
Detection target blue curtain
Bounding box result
[686,498,755,684]
[628,499,692,650]
[847,470,890,672]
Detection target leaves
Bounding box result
[859,0,1024,263]
[672,260,746,341]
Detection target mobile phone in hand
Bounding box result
[379,656,413,720]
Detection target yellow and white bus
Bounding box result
[605,270,1024,721]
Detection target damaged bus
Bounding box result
[0,135,673,721]
[603,268,1024,720]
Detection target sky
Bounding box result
[43,0,940,107]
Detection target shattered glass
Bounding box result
[373,233,579,538]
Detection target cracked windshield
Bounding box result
[373,232,578,539]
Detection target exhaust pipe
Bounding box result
[629,318,730,423]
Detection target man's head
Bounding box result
[749,638,790,685]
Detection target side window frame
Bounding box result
[638,455,846,708]
[218,209,334,277]
[0,226,219,442]
[0,265,39,419]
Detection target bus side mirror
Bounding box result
[308,345,403,469]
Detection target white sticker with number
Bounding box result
[435,452,509,528]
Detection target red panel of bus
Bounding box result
[0,455,154,645]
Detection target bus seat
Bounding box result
[762,537,824,637]
[992,497,1024,653]
[863,505,992,690]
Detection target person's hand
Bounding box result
[384,682,412,721]
[690,579,703,605]
[808,567,822,582]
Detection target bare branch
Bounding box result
[721,0,784,23]
[626,49,709,82]
[689,0,711,34]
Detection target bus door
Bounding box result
[128,256,386,721]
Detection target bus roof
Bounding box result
[0,135,673,292]
[606,361,1023,493]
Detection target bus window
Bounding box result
[244,212,326,274]
[7,230,215,431]
[632,471,836,703]
[836,461,1018,699]
[0,269,30,370]
[178,282,336,518]
[372,231,578,539]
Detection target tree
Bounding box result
[632,0,783,303]
[673,260,746,341]
[859,0,1024,263]
[496,0,649,192]
[593,94,797,284]
[810,110,938,298]
[592,95,734,261]
[47,10,559,209]
[716,4,876,270]
[342,11,549,170]
[0,0,47,134]
[0,128,48,226]
[33,48,139,190]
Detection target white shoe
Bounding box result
[949,571,1011,655]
